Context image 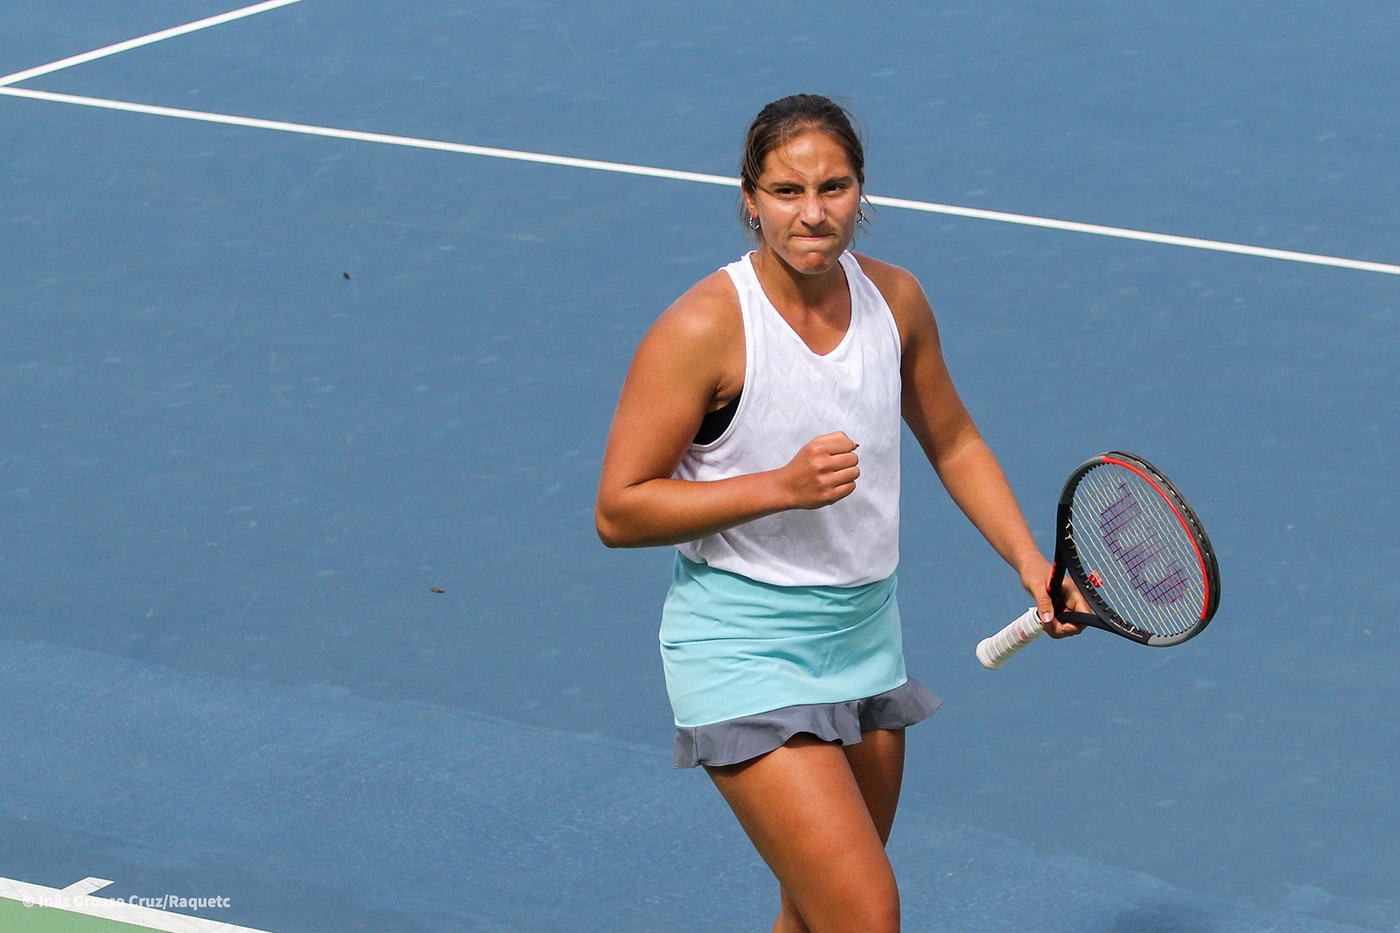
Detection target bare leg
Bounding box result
[707,731,907,933]
[844,728,906,844]
[774,886,808,933]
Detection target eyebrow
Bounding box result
[761,173,857,188]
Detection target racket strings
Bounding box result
[1070,467,1206,637]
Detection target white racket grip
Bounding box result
[976,607,1046,670]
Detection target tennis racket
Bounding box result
[976,451,1220,670]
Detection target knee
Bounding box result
[811,878,899,933]
[848,885,900,933]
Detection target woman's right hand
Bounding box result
[777,432,860,509]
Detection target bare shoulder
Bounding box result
[851,252,937,346]
[648,269,742,351]
[852,252,918,295]
[629,268,744,402]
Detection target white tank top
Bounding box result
[675,251,903,587]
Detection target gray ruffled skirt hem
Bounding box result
[672,678,943,769]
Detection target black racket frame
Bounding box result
[1048,450,1221,647]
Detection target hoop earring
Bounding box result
[856,209,869,226]
[747,214,760,230]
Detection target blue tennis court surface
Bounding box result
[2,2,1397,930]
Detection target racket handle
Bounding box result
[976,607,1046,670]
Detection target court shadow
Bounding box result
[1107,903,1219,933]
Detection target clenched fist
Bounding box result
[777,432,860,510]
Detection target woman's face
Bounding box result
[744,127,862,277]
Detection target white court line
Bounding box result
[865,194,1400,276]
[0,0,308,87]
[0,86,739,186]
[0,875,278,933]
[61,877,115,897]
[1,84,1397,277]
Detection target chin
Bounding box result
[792,249,844,274]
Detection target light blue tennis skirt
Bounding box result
[660,554,942,768]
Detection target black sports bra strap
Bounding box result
[694,391,741,445]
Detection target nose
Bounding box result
[799,193,825,226]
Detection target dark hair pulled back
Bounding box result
[738,94,866,231]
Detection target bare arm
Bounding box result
[595,274,859,548]
[858,256,1084,635]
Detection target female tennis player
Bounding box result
[596,94,1084,932]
